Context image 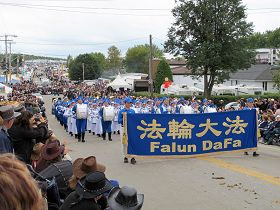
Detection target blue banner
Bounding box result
[126,110,257,157]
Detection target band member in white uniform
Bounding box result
[95,102,103,137]
[70,103,78,138]
[133,101,141,113]
[64,101,75,136]
[140,102,150,113]
[87,103,93,133]
[90,103,99,135]
[112,103,120,134]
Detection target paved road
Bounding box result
[45,95,280,210]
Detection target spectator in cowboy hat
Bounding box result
[0,105,21,153]
[60,171,113,210]
[69,156,106,189]
[35,140,65,172]
[107,186,144,210]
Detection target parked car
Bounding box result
[225,102,240,110]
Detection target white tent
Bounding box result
[107,75,132,90]
[161,84,203,95]
[0,83,12,94]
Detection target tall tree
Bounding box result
[247,32,269,49]
[267,28,280,48]
[106,45,122,72]
[66,55,73,68]
[68,53,101,81]
[272,70,280,91]
[125,44,163,73]
[91,52,106,71]
[247,27,280,49]
[165,0,254,97]
[154,59,173,93]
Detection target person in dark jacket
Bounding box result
[60,171,113,210]
[264,115,280,145]
[8,111,49,164]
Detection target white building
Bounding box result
[255,48,280,65]
[223,64,279,93]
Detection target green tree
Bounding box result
[165,0,254,97]
[247,32,269,49]
[66,55,73,68]
[125,44,163,73]
[247,28,280,49]
[106,45,122,72]
[272,70,280,91]
[91,52,106,71]
[267,28,280,48]
[154,59,173,93]
[68,53,101,81]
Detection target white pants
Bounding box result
[87,119,92,131]
[95,118,103,135]
[71,118,77,134]
[112,121,120,132]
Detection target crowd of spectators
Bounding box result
[0,81,144,210]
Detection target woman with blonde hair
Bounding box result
[0,153,43,210]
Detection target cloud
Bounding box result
[0,0,279,58]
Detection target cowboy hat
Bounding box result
[75,171,113,199]
[41,141,65,161]
[108,186,144,210]
[73,156,106,179]
[0,105,21,121]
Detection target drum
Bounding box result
[103,106,115,121]
[76,104,88,119]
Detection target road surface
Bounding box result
[44,95,280,210]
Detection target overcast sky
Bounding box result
[0,0,279,58]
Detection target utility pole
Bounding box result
[8,42,12,83]
[148,34,154,96]
[82,63,85,82]
[16,55,19,78]
[0,34,17,83]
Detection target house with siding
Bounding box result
[223,64,279,93]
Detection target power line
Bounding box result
[16,37,147,46]
[2,2,280,16]
[0,2,171,11]
[248,10,280,15]
[17,51,69,58]
[7,0,112,1]
[0,2,170,16]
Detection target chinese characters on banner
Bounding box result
[125,110,257,157]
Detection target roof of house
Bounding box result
[167,59,186,66]
[229,64,277,81]
[171,66,192,75]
